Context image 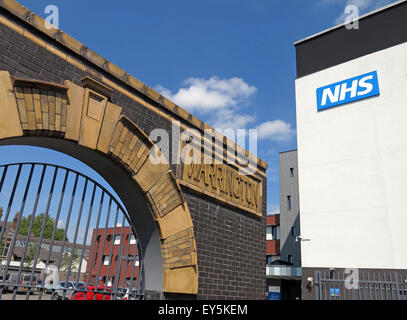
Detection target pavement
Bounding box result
[0,291,54,300]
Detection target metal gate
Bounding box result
[314,270,407,300]
[0,162,143,300]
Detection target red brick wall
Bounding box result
[266,240,280,255]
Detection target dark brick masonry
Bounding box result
[0,8,266,300]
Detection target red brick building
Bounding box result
[266,214,280,265]
[86,226,139,288]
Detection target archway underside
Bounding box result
[0,71,198,295]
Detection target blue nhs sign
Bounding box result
[316,71,380,111]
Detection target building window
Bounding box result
[107,234,112,242]
[287,195,292,211]
[266,255,272,265]
[107,276,115,286]
[127,255,133,266]
[290,168,294,177]
[291,226,297,237]
[288,255,293,264]
[129,234,137,245]
[114,235,121,245]
[102,255,111,266]
[271,226,280,240]
[266,226,273,240]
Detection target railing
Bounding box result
[0,162,143,300]
[314,270,407,300]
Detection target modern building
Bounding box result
[86,226,139,289]
[295,0,407,299]
[266,150,302,300]
[279,150,301,268]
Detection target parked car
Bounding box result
[70,285,112,300]
[19,274,38,294]
[36,279,56,294]
[112,287,127,300]
[122,287,143,301]
[55,281,86,300]
[2,273,37,294]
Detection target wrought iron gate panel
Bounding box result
[315,270,407,300]
[0,163,143,300]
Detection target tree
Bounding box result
[22,242,38,272]
[0,239,6,256]
[60,248,80,273]
[17,213,67,242]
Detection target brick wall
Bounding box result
[0,9,266,299]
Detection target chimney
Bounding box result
[11,212,21,231]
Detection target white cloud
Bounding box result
[210,109,256,131]
[155,76,257,114]
[257,120,296,142]
[156,76,296,144]
[267,204,280,216]
[155,76,258,134]
[57,219,64,228]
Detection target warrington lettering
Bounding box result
[182,162,261,214]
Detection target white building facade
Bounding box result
[294,0,407,299]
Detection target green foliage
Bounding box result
[0,239,6,256]
[61,249,80,272]
[23,242,38,271]
[17,213,67,242]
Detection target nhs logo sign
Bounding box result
[316,71,380,111]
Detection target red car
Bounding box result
[70,285,113,300]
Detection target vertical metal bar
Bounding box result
[40,169,69,300]
[118,223,131,291]
[53,173,79,300]
[12,164,46,300]
[390,273,395,300]
[341,271,347,300]
[0,165,8,194]
[0,165,22,269]
[137,254,144,299]
[113,214,127,300]
[387,273,391,300]
[372,272,377,300]
[26,166,58,299]
[351,270,360,301]
[62,179,89,300]
[127,233,139,299]
[85,190,105,285]
[103,204,120,300]
[83,189,105,301]
[75,183,96,286]
[2,164,35,299]
[93,197,113,300]
[368,272,372,301]
[314,271,320,300]
[378,272,382,300]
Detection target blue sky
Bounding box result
[4,0,398,214]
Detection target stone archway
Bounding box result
[0,71,198,297]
